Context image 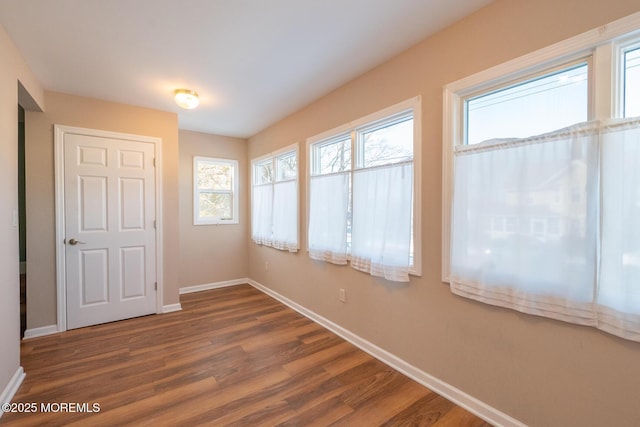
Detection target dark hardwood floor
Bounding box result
[2,285,492,426]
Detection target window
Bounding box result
[251,145,299,252]
[623,45,640,117]
[308,97,421,282]
[193,157,238,225]
[443,13,640,342]
[465,62,589,145]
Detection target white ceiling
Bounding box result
[0,0,492,138]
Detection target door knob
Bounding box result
[68,238,86,245]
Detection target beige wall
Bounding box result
[0,25,43,401]
[25,91,180,328]
[247,1,640,425]
[178,130,249,287]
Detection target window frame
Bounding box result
[193,156,239,225]
[461,58,593,146]
[618,37,640,118]
[250,143,300,250]
[442,12,640,282]
[253,157,274,186]
[307,96,422,276]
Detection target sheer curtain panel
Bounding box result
[451,123,600,325]
[599,118,640,340]
[272,180,298,251]
[351,162,413,282]
[251,184,273,246]
[251,147,298,252]
[308,172,349,264]
[451,118,640,341]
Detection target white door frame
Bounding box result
[54,125,163,332]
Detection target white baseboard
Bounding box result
[161,303,182,313]
[179,278,248,295]
[247,279,524,427]
[24,309,184,335]
[23,324,59,340]
[0,367,25,418]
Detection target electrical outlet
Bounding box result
[265,261,269,271]
[339,288,346,303]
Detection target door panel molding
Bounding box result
[54,125,163,332]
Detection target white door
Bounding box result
[64,132,157,329]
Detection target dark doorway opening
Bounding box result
[18,105,26,338]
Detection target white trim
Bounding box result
[411,97,423,277]
[0,367,25,413]
[351,96,420,129]
[180,278,248,294]
[155,133,164,314]
[193,156,239,225]
[444,12,640,96]
[23,324,60,340]
[306,123,353,146]
[252,142,300,166]
[594,42,615,120]
[161,303,182,313]
[246,278,523,427]
[442,11,640,283]
[305,96,422,276]
[54,125,164,332]
[306,97,421,145]
[250,143,300,251]
[616,36,640,117]
[305,136,313,254]
[54,125,66,331]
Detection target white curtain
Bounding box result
[308,172,349,264]
[351,162,413,282]
[272,180,298,252]
[451,118,640,341]
[451,123,599,325]
[599,118,640,340]
[251,184,273,246]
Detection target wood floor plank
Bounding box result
[334,379,431,426]
[278,395,355,427]
[2,284,492,426]
[282,341,354,376]
[322,348,372,376]
[380,393,455,426]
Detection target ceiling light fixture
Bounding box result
[174,89,199,109]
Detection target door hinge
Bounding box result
[153,158,156,167]
[154,282,158,291]
[153,220,157,229]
